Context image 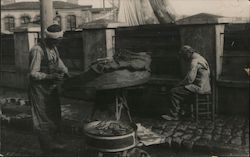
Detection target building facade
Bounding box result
[66,0,78,5]
[1,1,92,33]
[1,0,15,6]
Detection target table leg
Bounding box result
[121,93,132,122]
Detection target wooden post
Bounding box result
[40,0,53,39]
[103,0,105,10]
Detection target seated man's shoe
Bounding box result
[161,114,179,121]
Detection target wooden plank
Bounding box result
[116,26,179,37]
[106,29,115,58]
[215,25,225,80]
[223,50,250,55]
[217,79,249,88]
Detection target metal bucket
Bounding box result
[84,121,137,152]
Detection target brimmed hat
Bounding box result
[45,24,63,39]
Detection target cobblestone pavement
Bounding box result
[135,116,249,156]
[1,95,249,156]
[1,127,217,157]
[1,127,84,156]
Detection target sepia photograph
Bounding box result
[0,0,249,156]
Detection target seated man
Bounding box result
[162,45,211,121]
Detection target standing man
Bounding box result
[28,24,69,153]
[162,45,211,121]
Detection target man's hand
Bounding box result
[46,73,64,81]
[64,72,70,78]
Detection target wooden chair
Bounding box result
[190,71,216,122]
[190,92,215,122]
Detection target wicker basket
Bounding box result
[84,121,137,152]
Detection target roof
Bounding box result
[1,1,92,10]
[82,19,126,29]
[89,8,114,13]
[176,13,231,25]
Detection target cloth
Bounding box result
[28,42,68,151]
[118,0,159,26]
[91,49,151,74]
[149,0,176,23]
[45,24,63,39]
[178,53,211,94]
[62,50,151,99]
[169,86,193,117]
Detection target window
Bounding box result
[67,15,76,30]
[20,16,31,25]
[34,15,40,24]
[4,16,15,32]
[54,16,62,26]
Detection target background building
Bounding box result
[1,1,119,33]
[66,0,78,5]
[1,0,16,6]
[1,1,92,33]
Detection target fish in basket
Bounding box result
[84,121,137,152]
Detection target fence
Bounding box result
[57,31,84,72]
[0,34,15,66]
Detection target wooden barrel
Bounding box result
[84,121,136,152]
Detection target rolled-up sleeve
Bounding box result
[29,47,48,80]
[58,58,68,75]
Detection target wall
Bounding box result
[81,10,92,23]
[179,25,216,74]
[216,24,250,115]
[0,66,18,89]
[14,31,30,89]
[0,31,30,89]
[116,25,182,78]
[82,29,108,71]
[58,31,84,72]
[0,34,16,88]
[217,82,249,115]
[0,27,39,89]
